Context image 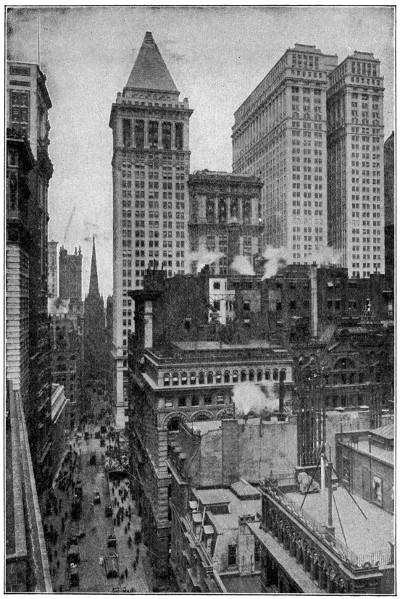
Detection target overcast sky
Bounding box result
[7,6,395,299]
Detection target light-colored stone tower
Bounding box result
[109,32,192,428]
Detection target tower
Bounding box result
[83,238,107,417]
[59,245,82,301]
[109,32,192,428]
[48,240,58,298]
[232,44,338,263]
[327,52,385,278]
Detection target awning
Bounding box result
[203,525,214,535]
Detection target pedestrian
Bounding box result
[57,559,60,570]
[113,518,116,526]
[59,585,63,592]
[125,567,128,578]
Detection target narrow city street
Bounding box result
[42,429,150,593]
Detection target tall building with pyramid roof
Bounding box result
[109,33,192,430]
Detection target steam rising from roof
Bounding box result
[230,255,255,276]
[187,241,224,273]
[232,382,279,416]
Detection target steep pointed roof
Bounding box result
[88,237,100,297]
[125,31,178,93]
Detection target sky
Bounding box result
[7,6,395,299]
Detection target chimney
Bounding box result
[144,300,153,349]
[222,419,240,485]
[310,262,318,337]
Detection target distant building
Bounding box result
[188,170,263,275]
[83,238,107,418]
[48,240,58,298]
[50,300,84,430]
[6,381,52,592]
[109,31,193,431]
[59,245,82,302]
[327,52,385,277]
[128,268,293,587]
[232,44,338,259]
[7,61,54,493]
[50,384,69,481]
[384,132,394,283]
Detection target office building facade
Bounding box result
[59,245,82,301]
[48,240,58,298]
[327,51,385,277]
[232,44,338,262]
[109,32,192,427]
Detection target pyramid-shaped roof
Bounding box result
[125,32,178,93]
[88,236,100,297]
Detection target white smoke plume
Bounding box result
[308,247,342,266]
[230,255,255,276]
[186,241,224,273]
[261,246,291,280]
[232,382,279,416]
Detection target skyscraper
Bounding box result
[7,61,54,492]
[232,44,338,263]
[327,51,385,278]
[59,245,82,301]
[109,32,192,428]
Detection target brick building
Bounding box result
[188,170,263,275]
[127,268,293,588]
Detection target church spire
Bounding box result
[88,236,99,297]
[125,31,178,93]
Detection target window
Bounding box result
[254,539,261,565]
[134,120,144,148]
[224,371,230,383]
[273,369,279,381]
[162,122,172,149]
[172,372,179,386]
[207,371,214,384]
[181,372,187,385]
[175,122,183,150]
[265,370,271,380]
[257,370,263,382]
[249,369,255,382]
[163,373,170,387]
[10,90,29,134]
[232,371,238,383]
[216,371,222,384]
[178,397,186,407]
[204,396,212,405]
[191,396,199,406]
[190,372,196,385]
[149,120,158,147]
[280,369,286,381]
[373,476,383,505]
[228,544,237,567]
[342,456,350,483]
[199,372,205,385]
[241,370,247,382]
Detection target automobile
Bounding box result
[105,504,113,517]
[94,490,101,504]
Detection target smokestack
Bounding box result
[144,300,153,349]
[310,262,318,337]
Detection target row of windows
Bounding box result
[163,368,287,386]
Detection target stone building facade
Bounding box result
[7,61,54,493]
[110,31,193,429]
[327,52,385,277]
[127,269,293,588]
[47,240,58,298]
[188,170,263,275]
[232,44,338,260]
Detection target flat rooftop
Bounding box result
[189,416,287,435]
[172,340,276,351]
[355,440,393,465]
[285,486,394,556]
[195,485,261,533]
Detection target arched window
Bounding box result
[163,373,170,387]
[172,372,179,386]
[207,371,213,384]
[241,370,247,382]
[181,372,188,385]
[273,369,279,381]
[190,372,196,385]
[216,371,222,384]
[265,370,271,381]
[199,372,205,385]
[249,369,255,382]
[232,370,239,383]
[167,417,181,432]
[224,371,230,383]
[257,370,263,382]
[280,369,286,381]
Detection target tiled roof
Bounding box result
[125,32,178,92]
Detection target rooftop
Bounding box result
[125,31,178,93]
[195,485,261,533]
[285,486,394,557]
[172,339,274,352]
